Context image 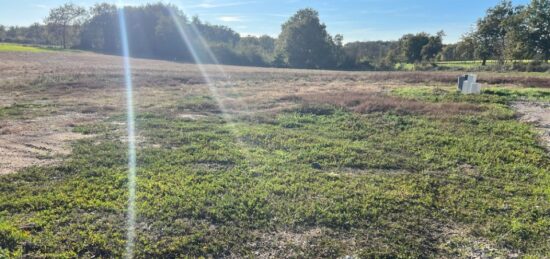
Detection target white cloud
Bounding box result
[218,16,243,22]
[191,1,256,9]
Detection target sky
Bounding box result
[0,0,531,43]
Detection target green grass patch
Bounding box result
[0,91,549,257]
[0,43,50,53]
[394,62,416,70]
[0,220,28,257]
[436,60,509,69]
[0,103,56,120]
[392,86,550,103]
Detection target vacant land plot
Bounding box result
[0,51,549,258]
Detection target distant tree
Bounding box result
[343,41,397,68]
[79,3,254,65]
[334,34,344,47]
[79,3,116,51]
[272,52,287,67]
[6,26,19,42]
[333,34,348,67]
[455,35,476,61]
[398,33,430,63]
[383,48,399,67]
[474,35,494,65]
[421,31,445,61]
[45,3,86,48]
[395,31,443,64]
[26,23,46,44]
[236,35,275,65]
[526,0,550,62]
[474,1,515,65]
[191,17,240,46]
[438,44,457,61]
[0,26,4,41]
[0,25,5,41]
[504,5,531,60]
[258,35,276,53]
[276,8,336,69]
[155,15,190,60]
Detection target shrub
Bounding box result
[526,60,550,72]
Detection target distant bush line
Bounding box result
[1,0,549,71]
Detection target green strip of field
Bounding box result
[0,43,50,53]
[393,86,550,103]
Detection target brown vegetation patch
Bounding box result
[0,51,545,174]
[360,72,550,88]
[438,222,517,258]
[290,92,485,117]
[247,228,355,258]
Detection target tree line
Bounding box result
[0,0,549,70]
[444,0,550,65]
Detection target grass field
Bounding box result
[396,61,497,70]
[435,60,530,68]
[0,50,549,258]
[394,60,547,71]
[0,43,51,53]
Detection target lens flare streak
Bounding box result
[167,8,256,166]
[167,9,233,120]
[117,6,137,259]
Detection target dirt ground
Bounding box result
[0,51,381,175]
[0,112,96,174]
[1,51,549,174]
[513,101,550,150]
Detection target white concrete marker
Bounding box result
[458,74,481,94]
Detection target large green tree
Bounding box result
[526,0,550,62]
[276,8,336,69]
[398,33,428,63]
[397,32,443,63]
[504,5,531,60]
[421,31,445,61]
[473,1,515,65]
[79,3,118,52]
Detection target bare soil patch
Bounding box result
[247,228,355,258]
[439,223,518,258]
[0,112,96,174]
[513,101,550,150]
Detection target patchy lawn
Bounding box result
[0,51,549,257]
[1,86,549,257]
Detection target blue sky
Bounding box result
[0,0,530,43]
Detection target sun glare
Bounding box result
[116,5,137,259]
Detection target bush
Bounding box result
[414,61,438,71]
[526,60,550,72]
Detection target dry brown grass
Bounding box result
[0,50,544,173]
[358,72,550,88]
[290,92,485,117]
